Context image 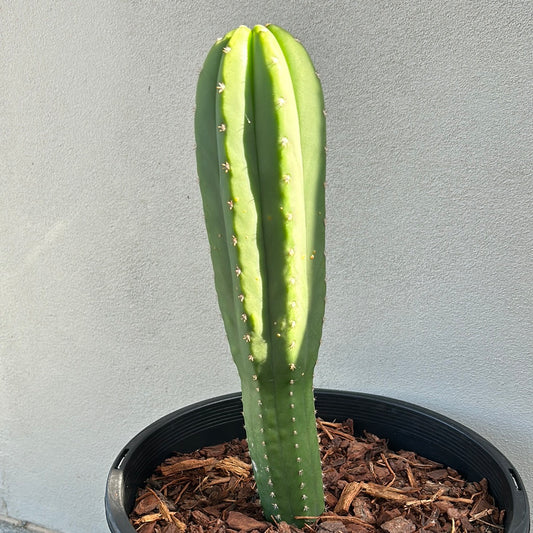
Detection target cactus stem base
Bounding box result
[241,374,324,524]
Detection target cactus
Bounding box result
[195,24,326,525]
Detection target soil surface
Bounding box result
[130,418,504,533]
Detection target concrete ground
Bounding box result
[0,522,29,533]
[0,518,58,533]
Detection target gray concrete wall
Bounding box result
[1,2,531,532]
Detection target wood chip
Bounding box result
[159,500,173,523]
[317,520,347,533]
[428,468,449,481]
[138,523,156,533]
[226,510,269,531]
[359,482,416,504]
[217,456,252,477]
[134,512,162,524]
[404,463,417,488]
[161,524,183,533]
[334,482,362,514]
[133,492,160,515]
[380,516,416,533]
[159,457,217,476]
[317,515,374,529]
[171,515,187,532]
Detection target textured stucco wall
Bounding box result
[1,2,531,532]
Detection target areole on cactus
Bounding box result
[195,24,326,525]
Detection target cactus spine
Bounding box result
[195,24,326,525]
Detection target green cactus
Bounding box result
[195,24,326,525]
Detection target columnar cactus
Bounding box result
[195,24,326,525]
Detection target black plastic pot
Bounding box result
[105,390,529,532]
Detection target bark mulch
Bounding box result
[129,418,504,533]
